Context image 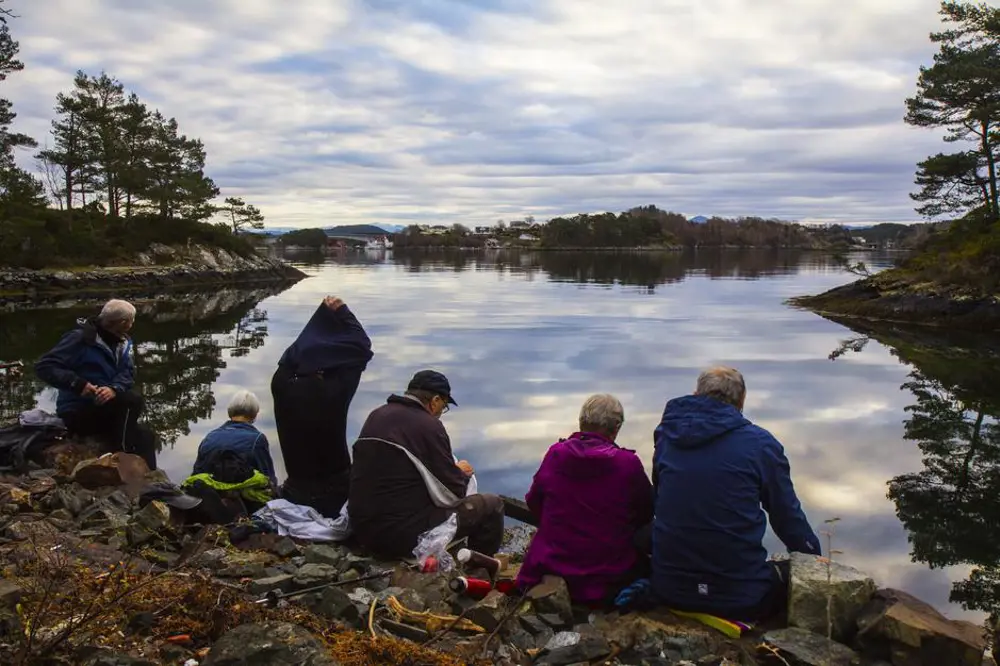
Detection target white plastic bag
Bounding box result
[413,513,459,571]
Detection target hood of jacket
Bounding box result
[657,395,750,450]
[547,432,629,480]
[75,317,131,359]
[278,304,372,375]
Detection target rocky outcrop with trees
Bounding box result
[794,1,1000,330]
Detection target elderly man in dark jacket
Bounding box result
[349,370,504,558]
[35,299,157,469]
[651,366,820,621]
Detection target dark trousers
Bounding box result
[281,470,351,519]
[60,390,158,470]
[454,493,505,556]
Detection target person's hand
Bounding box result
[456,460,475,477]
[93,386,116,405]
[323,296,345,311]
[80,382,98,398]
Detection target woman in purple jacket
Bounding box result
[517,394,654,606]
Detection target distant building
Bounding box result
[474,226,493,235]
[509,220,530,229]
[518,233,538,241]
[689,215,709,224]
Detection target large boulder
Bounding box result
[788,552,877,643]
[855,588,986,666]
[203,622,338,666]
[72,453,149,491]
[762,627,860,666]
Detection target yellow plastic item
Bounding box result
[669,609,749,639]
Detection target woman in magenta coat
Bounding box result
[517,394,654,606]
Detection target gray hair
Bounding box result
[695,366,746,408]
[578,394,625,435]
[98,299,136,326]
[227,390,261,420]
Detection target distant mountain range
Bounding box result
[256,223,406,236]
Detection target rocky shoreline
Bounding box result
[789,270,1000,331]
[0,243,307,303]
[0,438,992,666]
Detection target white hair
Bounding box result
[98,299,136,326]
[227,390,261,420]
[578,394,625,435]
[695,366,746,409]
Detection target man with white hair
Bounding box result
[650,366,820,621]
[36,298,157,469]
[192,390,276,488]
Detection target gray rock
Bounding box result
[526,575,574,626]
[377,586,426,612]
[591,611,721,662]
[303,544,345,568]
[856,588,986,666]
[48,508,75,523]
[339,553,376,574]
[203,622,338,665]
[316,586,361,626]
[538,630,611,666]
[787,551,877,643]
[4,519,57,540]
[538,612,571,629]
[126,500,172,547]
[465,590,509,632]
[82,652,158,666]
[762,627,859,666]
[519,614,550,635]
[0,580,22,608]
[270,536,299,558]
[249,575,295,596]
[293,563,339,589]
[192,548,228,571]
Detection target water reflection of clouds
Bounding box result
[148,253,978,619]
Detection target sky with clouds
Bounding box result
[7,0,958,227]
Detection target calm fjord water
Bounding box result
[2,250,996,622]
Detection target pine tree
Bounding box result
[0,5,43,211]
[906,1,1000,222]
[220,196,265,234]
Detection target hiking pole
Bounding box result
[254,569,393,607]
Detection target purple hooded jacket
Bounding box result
[517,432,654,604]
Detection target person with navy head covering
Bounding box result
[270,296,373,517]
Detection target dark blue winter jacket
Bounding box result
[651,395,820,617]
[193,421,277,487]
[35,318,135,416]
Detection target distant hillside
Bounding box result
[323,224,391,236]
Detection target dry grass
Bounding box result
[5,548,480,666]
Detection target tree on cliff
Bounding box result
[0,1,44,213]
[906,1,1000,222]
[219,197,265,234]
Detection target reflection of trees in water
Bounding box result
[0,288,284,449]
[827,319,1000,620]
[391,249,826,290]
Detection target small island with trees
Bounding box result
[792,1,1000,330]
[0,1,301,295]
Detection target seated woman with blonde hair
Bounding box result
[517,394,654,606]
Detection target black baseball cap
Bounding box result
[407,370,457,405]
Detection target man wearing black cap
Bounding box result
[348,369,505,558]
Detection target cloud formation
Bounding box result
[9,0,949,226]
